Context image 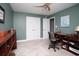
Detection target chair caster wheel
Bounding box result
[54,50,56,52]
[57,48,59,50]
[48,47,50,49]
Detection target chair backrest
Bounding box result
[48,32,54,40]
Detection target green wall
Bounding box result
[13,12,45,40]
[48,4,79,34]
[0,3,13,31]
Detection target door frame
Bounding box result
[48,17,55,32]
[43,18,50,39]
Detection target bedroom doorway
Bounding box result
[50,17,55,33]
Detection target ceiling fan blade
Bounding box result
[34,6,44,7]
[34,3,51,11]
[44,3,51,6]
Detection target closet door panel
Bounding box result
[26,16,40,40]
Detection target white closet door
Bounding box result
[26,16,40,40]
[43,18,50,39]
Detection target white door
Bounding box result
[26,16,40,40]
[43,18,50,39]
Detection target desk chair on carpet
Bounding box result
[48,32,59,52]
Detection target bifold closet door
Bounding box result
[26,16,40,40]
[43,18,50,39]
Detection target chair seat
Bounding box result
[51,39,57,41]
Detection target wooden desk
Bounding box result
[62,34,79,55]
[54,32,67,43]
[54,32,79,55]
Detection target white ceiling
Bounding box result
[10,3,77,15]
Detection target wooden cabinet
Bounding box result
[0,30,17,56]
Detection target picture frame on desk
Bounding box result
[0,5,5,23]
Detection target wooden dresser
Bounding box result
[0,30,17,56]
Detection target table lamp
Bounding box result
[75,26,79,34]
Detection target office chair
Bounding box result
[48,32,59,52]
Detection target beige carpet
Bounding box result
[13,39,74,56]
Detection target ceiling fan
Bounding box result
[34,3,51,11]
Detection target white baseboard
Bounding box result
[42,38,48,39]
[17,39,27,42]
[26,38,43,41]
[17,38,44,42]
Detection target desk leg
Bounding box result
[66,41,69,50]
[61,39,64,48]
